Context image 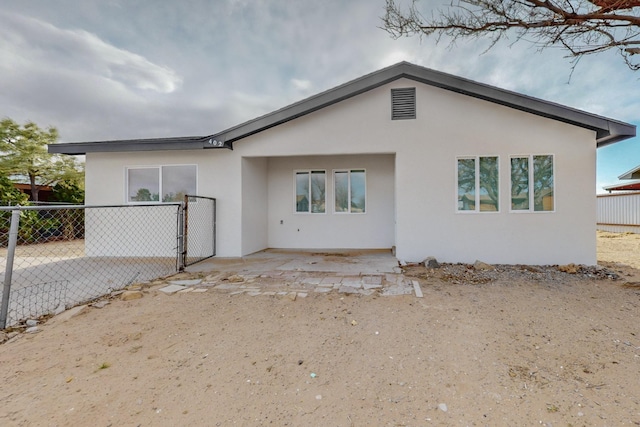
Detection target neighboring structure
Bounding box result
[599,164,640,233]
[49,62,636,265]
[13,183,54,202]
[603,164,640,193]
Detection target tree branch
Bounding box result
[383,0,640,70]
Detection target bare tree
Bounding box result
[383,0,640,70]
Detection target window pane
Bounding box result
[533,155,554,211]
[296,172,309,212]
[510,157,529,210]
[310,171,325,213]
[162,165,197,202]
[457,159,475,211]
[128,168,159,202]
[350,170,366,213]
[334,171,349,212]
[479,157,498,211]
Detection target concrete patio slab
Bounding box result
[180,248,410,298]
[187,249,398,276]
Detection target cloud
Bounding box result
[0,0,638,149]
[378,50,414,68]
[291,78,312,91]
[0,11,182,94]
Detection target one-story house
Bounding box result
[49,62,636,265]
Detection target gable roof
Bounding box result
[49,61,635,155]
[617,163,640,180]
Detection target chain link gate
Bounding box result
[0,198,216,328]
[0,203,183,328]
[182,195,216,268]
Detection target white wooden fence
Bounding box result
[597,193,640,233]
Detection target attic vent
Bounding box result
[391,87,416,120]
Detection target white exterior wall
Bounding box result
[393,85,597,265]
[85,205,180,257]
[264,155,395,249]
[241,157,268,254]
[85,78,599,264]
[85,150,242,257]
[235,78,597,264]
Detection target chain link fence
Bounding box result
[0,204,184,328]
[183,195,216,267]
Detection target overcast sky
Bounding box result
[1,0,639,191]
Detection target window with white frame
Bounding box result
[457,156,499,212]
[295,170,326,213]
[334,169,366,213]
[510,155,554,212]
[127,165,197,203]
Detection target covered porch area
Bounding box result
[240,153,397,256]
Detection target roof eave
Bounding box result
[595,120,637,148]
[211,62,635,147]
[618,163,640,180]
[603,179,640,191]
[208,64,410,146]
[47,62,636,154]
[48,136,232,155]
[401,64,636,148]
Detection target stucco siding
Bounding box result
[265,155,395,250]
[85,150,242,257]
[241,157,268,254]
[393,84,596,264]
[237,79,597,264]
[84,205,179,257]
[84,77,599,264]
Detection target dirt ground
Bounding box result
[1,232,639,426]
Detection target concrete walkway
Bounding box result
[180,249,415,297]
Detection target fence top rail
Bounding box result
[185,195,216,202]
[0,203,183,212]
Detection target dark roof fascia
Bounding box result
[205,65,408,149]
[409,68,635,148]
[209,61,635,149]
[48,136,231,155]
[49,62,635,154]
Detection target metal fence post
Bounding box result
[1,210,21,329]
[212,198,216,257]
[177,200,186,272]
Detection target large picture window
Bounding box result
[127,165,197,203]
[334,169,366,213]
[457,156,499,212]
[510,155,554,212]
[295,170,326,213]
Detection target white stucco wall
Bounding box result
[241,157,268,254]
[234,78,597,264]
[84,205,180,257]
[85,77,599,264]
[85,150,242,257]
[264,154,395,250]
[391,83,597,265]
